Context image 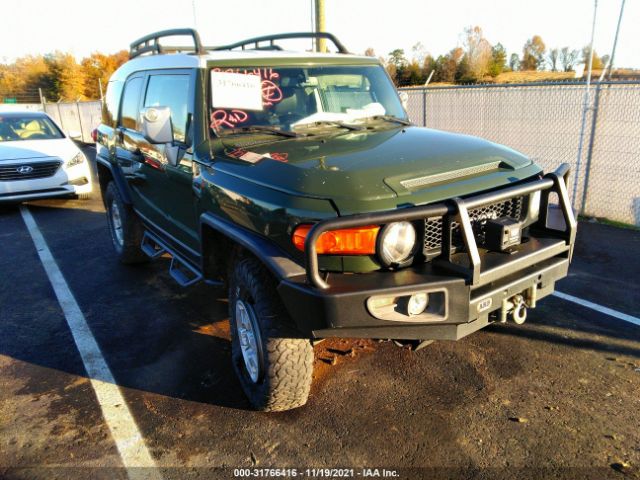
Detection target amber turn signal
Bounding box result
[292,224,380,255]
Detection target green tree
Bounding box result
[509,53,520,71]
[387,49,407,69]
[434,47,463,83]
[455,55,475,83]
[488,43,507,77]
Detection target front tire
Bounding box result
[105,182,148,264]
[229,257,314,411]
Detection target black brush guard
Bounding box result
[303,164,577,290]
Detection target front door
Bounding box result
[115,69,200,255]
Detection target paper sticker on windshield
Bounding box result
[210,72,263,111]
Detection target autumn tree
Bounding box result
[81,50,127,99]
[581,46,604,70]
[45,52,86,101]
[364,47,376,57]
[521,35,546,70]
[462,26,492,80]
[0,55,50,101]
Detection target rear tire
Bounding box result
[229,257,313,411]
[105,182,148,264]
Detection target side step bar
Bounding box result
[141,231,204,287]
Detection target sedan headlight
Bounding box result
[377,221,417,267]
[66,152,86,168]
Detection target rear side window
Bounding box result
[103,81,123,127]
[144,74,190,143]
[120,77,143,130]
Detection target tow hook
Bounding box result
[500,294,528,324]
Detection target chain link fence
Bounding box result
[401,81,640,226]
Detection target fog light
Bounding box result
[407,293,428,316]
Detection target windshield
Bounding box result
[0,114,64,142]
[209,65,406,135]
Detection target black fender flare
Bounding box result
[200,213,305,281]
[96,155,134,205]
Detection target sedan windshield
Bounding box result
[0,114,64,142]
[209,65,407,135]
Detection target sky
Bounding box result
[1,0,638,68]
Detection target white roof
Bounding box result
[110,50,378,82]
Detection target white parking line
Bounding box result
[20,206,162,480]
[553,291,640,327]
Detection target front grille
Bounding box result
[424,196,524,256]
[0,161,61,181]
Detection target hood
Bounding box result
[212,126,541,214]
[0,138,78,162]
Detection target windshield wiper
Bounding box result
[295,120,365,131]
[367,115,412,126]
[220,125,301,138]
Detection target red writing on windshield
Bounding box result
[210,109,249,129]
[211,68,284,130]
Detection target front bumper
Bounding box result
[0,162,92,202]
[278,164,577,340]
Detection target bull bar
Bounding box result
[304,164,577,289]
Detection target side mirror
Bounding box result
[68,130,82,141]
[398,91,409,111]
[141,106,173,144]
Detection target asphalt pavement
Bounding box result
[0,148,639,480]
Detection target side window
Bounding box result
[144,74,190,143]
[120,77,143,130]
[103,81,123,127]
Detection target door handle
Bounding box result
[124,172,147,185]
[131,149,144,163]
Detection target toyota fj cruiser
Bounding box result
[95,29,577,411]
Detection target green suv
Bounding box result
[95,29,577,411]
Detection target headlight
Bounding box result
[66,152,86,168]
[377,221,417,266]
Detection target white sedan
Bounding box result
[0,111,93,202]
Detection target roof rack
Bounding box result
[129,28,206,59]
[212,32,349,54]
[129,29,350,59]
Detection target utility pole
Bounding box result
[315,0,326,53]
[608,0,626,80]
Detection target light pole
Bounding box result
[573,0,598,212]
[608,0,627,80]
